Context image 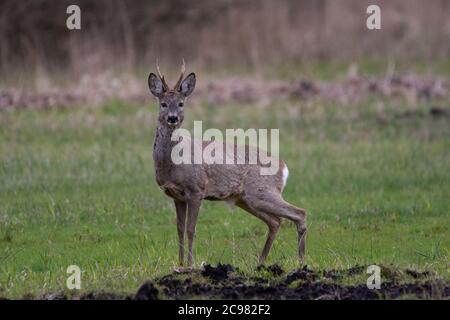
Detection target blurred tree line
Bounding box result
[0,0,449,77]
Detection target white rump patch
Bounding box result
[282,165,289,190]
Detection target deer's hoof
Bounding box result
[172,266,194,273]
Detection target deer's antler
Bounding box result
[174,59,186,90]
[156,58,169,91]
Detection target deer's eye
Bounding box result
[160,102,168,108]
[178,102,184,108]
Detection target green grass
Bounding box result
[0,97,449,298]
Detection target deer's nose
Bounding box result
[167,115,179,124]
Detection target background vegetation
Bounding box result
[1,0,450,81]
[0,0,449,298]
[1,96,449,297]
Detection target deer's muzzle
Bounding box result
[167,115,179,125]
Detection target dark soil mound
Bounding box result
[257,264,285,276]
[9,264,448,300]
[201,263,235,282]
[145,264,448,300]
[135,281,159,300]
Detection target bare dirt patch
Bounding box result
[1,74,449,110]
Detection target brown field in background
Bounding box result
[0,0,449,81]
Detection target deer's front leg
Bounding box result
[186,198,202,267]
[174,200,187,266]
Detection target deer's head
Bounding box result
[148,60,196,129]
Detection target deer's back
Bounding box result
[155,139,286,202]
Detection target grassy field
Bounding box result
[0,95,449,298]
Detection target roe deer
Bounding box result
[148,61,307,267]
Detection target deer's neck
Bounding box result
[153,123,178,171]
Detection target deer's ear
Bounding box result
[148,73,165,97]
[178,73,196,97]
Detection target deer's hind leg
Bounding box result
[236,200,281,265]
[242,191,307,264]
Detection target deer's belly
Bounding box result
[203,178,243,201]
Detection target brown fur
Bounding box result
[148,65,307,267]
